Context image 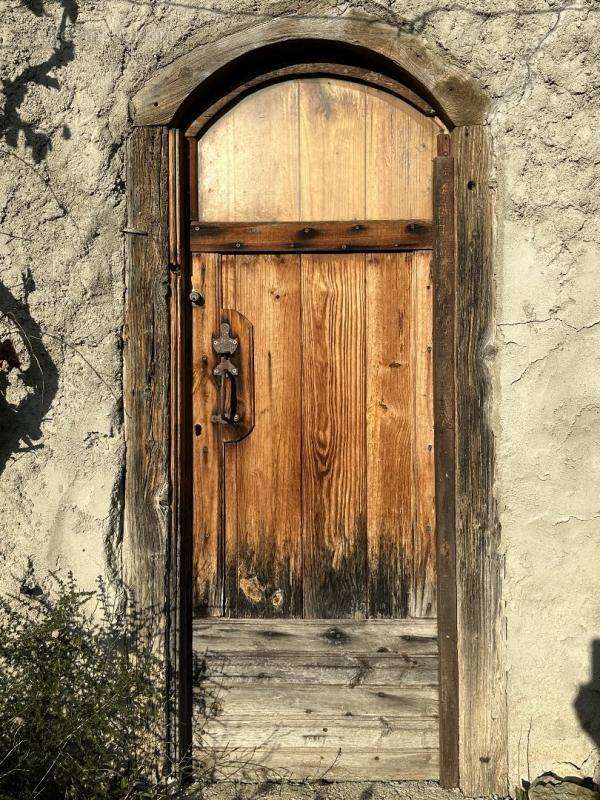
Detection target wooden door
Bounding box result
[189,77,442,781]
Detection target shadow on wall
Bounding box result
[574,640,600,766]
[0,0,78,162]
[0,277,58,475]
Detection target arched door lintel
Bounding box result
[130,19,489,129]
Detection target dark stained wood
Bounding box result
[123,126,170,615]
[223,255,303,618]
[301,253,367,618]
[187,136,199,220]
[169,130,195,773]
[432,132,459,789]
[184,62,436,137]
[190,219,433,252]
[191,253,222,616]
[130,17,489,128]
[366,251,413,618]
[451,126,506,796]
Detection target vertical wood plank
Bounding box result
[299,78,366,220]
[451,126,506,796]
[365,88,438,220]
[227,254,303,617]
[191,252,222,615]
[411,251,436,618]
[433,133,459,789]
[365,251,413,618]
[302,253,367,618]
[187,134,199,221]
[220,255,238,616]
[123,126,170,616]
[197,82,299,222]
[169,129,194,771]
[197,113,233,220]
[232,82,299,221]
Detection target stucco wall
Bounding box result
[1,0,599,792]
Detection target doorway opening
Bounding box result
[187,74,444,781]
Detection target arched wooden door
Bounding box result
[188,77,443,780]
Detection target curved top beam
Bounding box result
[130,17,489,128]
[184,63,441,139]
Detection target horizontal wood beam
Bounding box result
[190,219,433,253]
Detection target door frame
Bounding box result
[123,19,506,796]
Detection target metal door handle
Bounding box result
[212,357,240,425]
[211,322,242,426]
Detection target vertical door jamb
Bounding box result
[168,127,194,778]
[433,132,459,788]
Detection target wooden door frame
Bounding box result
[123,18,506,797]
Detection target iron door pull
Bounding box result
[212,322,241,426]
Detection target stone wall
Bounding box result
[1,0,599,791]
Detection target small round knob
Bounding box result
[189,290,205,306]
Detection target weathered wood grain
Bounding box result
[169,129,194,770]
[190,219,433,252]
[299,78,366,220]
[366,252,413,618]
[224,254,303,617]
[197,652,438,687]
[198,746,439,782]
[192,252,222,615]
[199,716,439,751]
[451,126,506,796]
[411,250,436,618]
[193,618,437,654]
[196,683,438,718]
[301,253,367,618]
[131,17,488,128]
[193,77,439,226]
[123,126,170,616]
[220,257,238,617]
[433,132,459,788]
[193,616,439,779]
[197,112,233,221]
[365,87,439,219]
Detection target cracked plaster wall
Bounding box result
[1,0,599,791]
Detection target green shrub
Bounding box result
[0,566,170,800]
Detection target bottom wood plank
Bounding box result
[197,747,439,782]
[198,716,438,751]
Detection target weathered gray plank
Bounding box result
[199,716,438,753]
[193,618,437,656]
[197,746,439,781]
[196,652,438,687]
[195,684,438,718]
[452,125,506,796]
